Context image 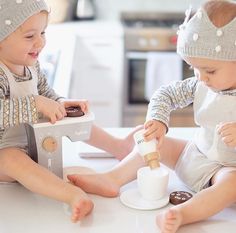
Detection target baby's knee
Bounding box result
[0,148,25,181]
[225,172,236,200]
[217,169,236,197]
[226,170,236,184]
[212,167,236,184]
[0,147,27,169]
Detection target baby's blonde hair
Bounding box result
[204,0,236,27]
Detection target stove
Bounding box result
[121,11,185,51]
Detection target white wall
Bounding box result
[94,0,206,20]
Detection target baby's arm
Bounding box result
[36,62,89,115]
[146,77,198,129]
[143,77,198,148]
[34,95,66,123]
[217,122,236,148]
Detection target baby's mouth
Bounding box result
[28,52,39,59]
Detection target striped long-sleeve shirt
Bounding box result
[146,77,198,127]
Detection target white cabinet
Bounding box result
[43,23,77,98]
[68,22,124,127]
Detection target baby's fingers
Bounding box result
[144,121,153,129]
[221,135,236,147]
[144,128,157,141]
[49,115,57,124]
[80,102,89,113]
[218,122,236,133]
[56,111,65,121]
[60,105,67,116]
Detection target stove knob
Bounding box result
[138,38,147,47]
[149,38,158,47]
[42,136,58,153]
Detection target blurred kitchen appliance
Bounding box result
[121,12,195,127]
[45,0,76,23]
[76,0,95,20]
[26,113,94,178]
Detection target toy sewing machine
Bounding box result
[25,112,94,178]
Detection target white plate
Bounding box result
[120,188,169,210]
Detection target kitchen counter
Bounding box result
[1,128,236,233]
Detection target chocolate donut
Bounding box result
[66,106,84,117]
[169,191,193,205]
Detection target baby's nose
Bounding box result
[35,37,45,48]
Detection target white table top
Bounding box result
[1,128,236,233]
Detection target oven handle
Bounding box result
[125,52,148,60]
[126,51,177,60]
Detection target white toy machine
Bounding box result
[25,112,94,178]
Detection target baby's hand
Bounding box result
[143,119,167,149]
[59,99,89,114]
[217,122,236,148]
[35,95,67,124]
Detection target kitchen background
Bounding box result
[42,0,206,127]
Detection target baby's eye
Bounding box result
[206,70,216,75]
[25,35,34,39]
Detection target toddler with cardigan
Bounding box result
[0,0,140,223]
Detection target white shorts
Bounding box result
[175,141,236,192]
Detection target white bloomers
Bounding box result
[175,141,236,193]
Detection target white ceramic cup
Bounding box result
[137,166,169,201]
[133,129,157,156]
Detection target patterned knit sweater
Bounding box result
[0,61,62,141]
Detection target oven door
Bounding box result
[126,52,148,105]
[125,51,193,105]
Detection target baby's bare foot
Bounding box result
[156,208,182,233]
[67,173,119,197]
[70,194,94,223]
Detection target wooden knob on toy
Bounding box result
[42,137,58,153]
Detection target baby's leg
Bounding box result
[68,137,186,196]
[0,148,93,222]
[85,124,143,160]
[68,147,144,197]
[0,173,16,182]
[156,167,236,233]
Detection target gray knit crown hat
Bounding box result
[177,6,236,61]
[0,0,49,42]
